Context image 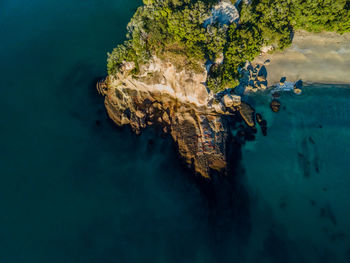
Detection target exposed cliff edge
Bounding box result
[98,0,350,177]
[97,57,254,178]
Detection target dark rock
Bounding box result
[239,102,255,127]
[320,205,337,225]
[270,99,281,112]
[256,113,267,136]
[295,79,303,89]
[99,78,233,178]
[256,113,263,124]
[272,92,280,98]
[251,126,258,134]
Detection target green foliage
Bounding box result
[219,0,350,91]
[222,23,262,88]
[107,41,136,75]
[207,63,239,92]
[219,0,293,90]
[291,0,350,33]
[205,23,228,60]
[165,1,208,59]
[107,1,217,74]
[108,0,350,93]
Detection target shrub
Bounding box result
[108,0,350,93]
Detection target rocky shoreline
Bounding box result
[97,58,256,178]
[98,30,350,179]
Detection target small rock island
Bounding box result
[98,0,350,178]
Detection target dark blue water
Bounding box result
[1,1,350,262]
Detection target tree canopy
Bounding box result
[107,0,350,91]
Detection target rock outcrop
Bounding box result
[98,57,253,178]
[221,94,241,108]
[270,100,281,112]
[204,0,240,27]
[243,63,268,93]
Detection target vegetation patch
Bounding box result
[107,0,350,92]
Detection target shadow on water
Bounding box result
[58,61,105,110]
[56,62,257,262]
[320,204,338,226]
[24,55,350,262]
[262,228,290,263]
[95,109,252,262]
[298,136,321,178]
[46,115,253,262]
[14,49,350,263]
[64,59,254,253]
[163,115,254,260]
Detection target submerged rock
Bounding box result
[256,113,268,136]
[255,113,263,124]
[270,99,281,112]
[272,92,280,98]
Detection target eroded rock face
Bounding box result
[98,58,250,178]
[221,94,241,108]
[204,0,240,26]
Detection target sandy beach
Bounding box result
[254,31,350,86]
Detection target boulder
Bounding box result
[257,75,266,82]
[162,111,170,125]
[245,85,255,93]
[270,99,281,112]
[212,101,226,114]
[221,94,241,108]
[294,88,302,95]
[239,102,255,127]
[259,83,267,90]
[256,113,263,124]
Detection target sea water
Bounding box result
[241,86,350,262]
[1,1,350,262]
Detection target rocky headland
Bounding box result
[98,0,350,178]
[97,57,255,178]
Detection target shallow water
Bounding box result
[1,1,350,262]
[241,86,350,262]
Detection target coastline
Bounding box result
[253,30,350,86]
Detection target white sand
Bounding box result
[253,31,350,86]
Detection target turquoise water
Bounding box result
[242,86,350,262]
[1,1,350,262]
